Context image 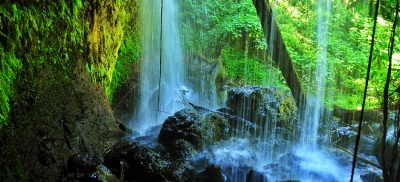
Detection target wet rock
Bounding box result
[278,153,303,167]
[332,126,376,156]
[246,170,268,182]
[195,164,224,182]
[163,162,196,182]
[275,153,340,182]
[158,109,203,149]
[225,86,298,138]
[96,164,120,182]
[103,140,196,182]
[166,139,194,160]
[360,172,383,182]
[184,54,220,108]
[116,119,136,135]
[158,108,229,150]
[104,141,167,181]
[67,153,104,173]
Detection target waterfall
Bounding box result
[133,0,188,133]
[293,0,345,180]
[298,0,331,152]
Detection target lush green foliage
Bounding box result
[271,0,400,109]
[109,25,141,103]
[0,4,22,127]
[180,0,267,57]
[107,0,140,103]
[221,48,286,87]
[181,0,399,109]
[180,0,286,89]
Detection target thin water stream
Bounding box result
[133,0,190,133]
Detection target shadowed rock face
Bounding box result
[246,169,269,182]
[0,62,125,181]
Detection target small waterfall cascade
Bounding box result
[133,0,189,133]
[290,0,351,181]
[298,0,330,151]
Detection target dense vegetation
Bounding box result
[180,0,287,89]
[180,0,399,110]
[271,0,399,109]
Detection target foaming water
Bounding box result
[294,148,348,182]
[189,137,367,181]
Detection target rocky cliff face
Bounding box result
[0,0,138,181]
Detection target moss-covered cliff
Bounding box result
[0,0,140,181]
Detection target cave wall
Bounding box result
[0,0,139,181]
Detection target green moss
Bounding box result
[278,92,297,124]
[0,3,22,128]
[0,0,87,128]
[0,51,22,128]
[108,0,140,103]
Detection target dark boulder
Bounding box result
[195,164,224,182]
[158,109,229,150]
[64,153,104,181]
[103,140,196,182]
[104,141,167,181]
[158,109,203,149]
[246,170,268,182]
[166,139,194,160]
[163,162,196,182]
[67,153,104,173]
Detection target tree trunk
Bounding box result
[252,0,306,107]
